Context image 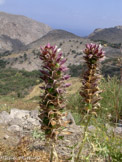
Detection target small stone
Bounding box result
[114,127,122,134]
[88,125,96,132]
[3,135,9,139]
[7,125,23,132]
[30,109,39,119]
[105,123,114,133]
[62,112,76,125]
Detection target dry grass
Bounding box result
[0,96,39,113]
[25,77,81,100]
[66,77,81,95]
[0,77,81,113]
[0,136,66,162]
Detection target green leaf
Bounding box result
[58,136,64,140]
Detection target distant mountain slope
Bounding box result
[88,26,122,44]
[2,29,90,71]
[0,27,121,79]
[0,12,52,45]
[0,35,24,52]
[25,29,81,50]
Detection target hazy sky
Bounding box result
[0,0,122,36]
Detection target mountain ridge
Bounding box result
[0,12,52,51]
[88,26,122,44]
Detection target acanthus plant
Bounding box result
[80,43,105,116]
[38,43,71,140]
[76,43,105,162]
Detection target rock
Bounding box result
[23,123,32,130]
[62,112,76,125]
[10,108,30,119]
[115,120,122,127]
[114,127,122,134]
[119,119,122,124]
[8,118,26,127]
[0,109,40,134]
[7,125,23,132]
[3,135,9,139]
[30,109,39,119]
[27,118,40,126]
[105,123,114,133]
[88,125,96,132]
[66,125,83,134]
[0,111,12,124]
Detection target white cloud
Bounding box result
[0,0,5,5]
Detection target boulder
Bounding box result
[10,108,30,119]
[0,111,12,124]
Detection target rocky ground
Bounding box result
[0,109,121,161]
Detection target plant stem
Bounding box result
[76,115,91,162]
[50,142,58,162]
[50,145,53,162]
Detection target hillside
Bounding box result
[0,35,24,52]
[24,29,82,50]
[0,12,120,80]
[1,29,92,71]
[88,26,122,44]
[0,26,121,97]
[0,12,52,50]
[1,28,121,75]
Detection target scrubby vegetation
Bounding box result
[67,76,122,123]
[0,51,11,58]
[66,76,122,161]
[93,39,121,49]
[68,57,121,78]
[68,64,83,77]
[102,57,121,78]
[0,59,8,68]
[0,69,40,97]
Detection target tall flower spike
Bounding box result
[80,43,105,115]
[38,44,70,140]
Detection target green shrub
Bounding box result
[0,69,41,97]
[0,60,7,68]
[68,64,83,77]
[99,76,122,122]
[67,76,122,123]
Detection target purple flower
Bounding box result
[84,43,105,61]
[39,43,71,138]
[80,43,105,115]
[56,53,63,62]
[59,65,69,72]
[56,88,64,94]
[63,83,71,88]
[62,75,70,80]
[40,70,49,75]
[45,43,51,49]
[59,58,67,65]
[40,86,45,90]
